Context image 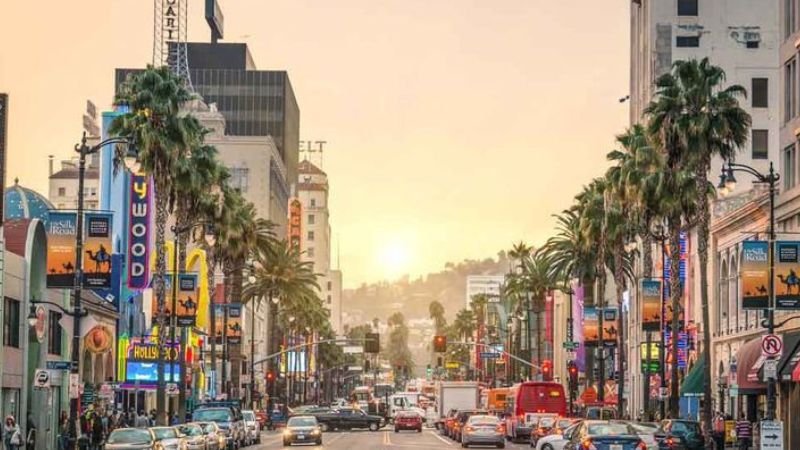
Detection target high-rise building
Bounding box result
[297,159,343,334]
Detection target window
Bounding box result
[786,0,797,39]
[327,281,332,291]
[752,78,768,108]
[752,130,769,159]
[310,198,316,208]
[746,41,759,49]
[307,247,315,258]
[48,311,63,355]
[3,298,19,348]
[327,295,332,305]
[308,214,315,225]
[229,167,250,192]
[677,0,698,16]
[307,231,315,241]
[785,58,797,123]
[676,36,700,47]
[784,143,797,190]
[57,187,66,197]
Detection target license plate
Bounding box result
[610,445,623,450]
[297,434,305,439]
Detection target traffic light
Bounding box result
[541,359,553,381]
[433,335,447,353]
[266,371,275,383]
[426,364,432,377]
[567,361,578,388]
[365,333,380,353]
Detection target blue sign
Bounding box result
[480,352,501,359]
[125,361,180,383]
[663,231,688,298]
[46,361,74,370]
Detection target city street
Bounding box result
[253,429,529,450]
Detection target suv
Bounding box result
[192,404,246,449]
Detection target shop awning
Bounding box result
[775,332,800,382]
[737,337,767,394]
[680,352,706,397]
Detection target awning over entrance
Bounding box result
[776,332,800,382]
[680,352,706,397]
[737,337,767,394]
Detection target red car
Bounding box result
[255,410,269,429]
[394,411,423,433]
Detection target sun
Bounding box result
[377,240,412,279]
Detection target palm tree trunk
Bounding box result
[643,235,654,278]
[696,175,714,446]
[668,217,682,418]
[597,270,606,402]
[154,183,169,426]
[175,213,189,423]
[614,248,626,419]
[208,249,218,398]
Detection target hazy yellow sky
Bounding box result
[0,1,629,287]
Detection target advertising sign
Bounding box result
[125,362,179,383]
[214,305,225,345]
[759,420,783,450]
[151,274,173,325]
[82,212,113,288]
[127,174,152,289]
[663,232,688,299]
[175,273,199,327]
[583,307,599,347]
[641,279,662,331]
[775,241,800,309]
[226,304,242,344]
[46,211,78,288]
[602,308,619,346]
[741,241,770,309]
[288,199,302,250]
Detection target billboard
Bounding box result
[226,304,242,344]
[151,274,173,325]
[214,304,225,345]
[176,273,199,327]
[127,174,152,289]
[82,212,113,288]
[602,308,618,347]
[641,279,662,331]
[288,199,302,250]
[583,306,599,347]
[741,241,769,309]
[775,241,800,309]
[46,212,78,288]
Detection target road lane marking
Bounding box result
[428,430,453,446]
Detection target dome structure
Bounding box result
[5,178,54,224]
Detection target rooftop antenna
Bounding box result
[154,0,194,91]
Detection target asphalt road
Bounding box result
[251,428,537,450]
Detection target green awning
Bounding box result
[680,352,707,397]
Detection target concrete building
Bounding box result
[465,275,505,309]
[47,154,101,210]
[297,160,343,335]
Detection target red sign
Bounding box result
[288,199,302,250]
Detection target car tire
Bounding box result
[461,442,468,448]
[417,427,422,433]
[369,422,379,431]
[316,439,322,445]
[542,445,553,450]
[282,439,290,446]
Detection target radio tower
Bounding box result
[153,0,194,91]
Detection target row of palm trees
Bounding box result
[110,66,332,422]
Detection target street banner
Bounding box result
[127,174,152,289]
[602,308,618,347]
[641,279,661,331]
[583,306,599,347]
[150,274,173,326]
[775,241,800,309]
[741,241,770,309]
[288,199,302,250]
[46,211,78,288]
[176,273,199,327]
[213,304,225,345]
[82,212,113,288]
[226,304,242,344]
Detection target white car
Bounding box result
[242,409,261,445]
[533,422,581,450]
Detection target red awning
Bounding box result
[737,337,767,393]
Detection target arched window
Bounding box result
[719,258,729,334]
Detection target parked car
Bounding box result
[563,421,646,450]
[242,409,261,445]
[191,421,225,450]
[177,423,207,450]
[452,410,489,442]
[105,428,157,450]
[149,426,184,450]
[460,414,505,449]
[282,415,323,446]
[656,420,704,450]
[394,411,423,433]
[315,407,385,431]
[533,422,582,450]
[192,405,246,449]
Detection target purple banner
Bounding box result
[127,174,152,289]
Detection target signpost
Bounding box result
[166,383,179,396]
[760,420,783,450]
[47,361,75,371]
[480,352,501,359]
[445,361,460,369]
[763,359,778,381]
[761,335,783,358]
[33,369,50,390]
[562,341,578,350]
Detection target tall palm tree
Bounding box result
[110,66,204,424]
[646,58,750,424]
[428,301,447,334]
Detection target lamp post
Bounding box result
[67,132,135,448]
[245,268,257,409]
[648,219,669,420]
[718,161,780,420]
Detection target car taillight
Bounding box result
[495,424,505,433]
[637,441,647,450]
[666,437,674,446]
[581,438,597,450]
[464,426,475,433]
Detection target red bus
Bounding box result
[504,382,567,441]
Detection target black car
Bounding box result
[563,420,646,450]
[315,408,384,431]
[655,420,704,450]
[283,416,323,446]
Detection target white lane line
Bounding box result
[428,430,453,446]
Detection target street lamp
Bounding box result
[648,218,669,420]
[718,160,779,421]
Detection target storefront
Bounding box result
[777,330,800,449]
[735,338,767,421]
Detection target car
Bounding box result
[452,410,489,442]
[585,406,618,420]
[191,421,226,450]
[460,414,505,449]
[149,426,184,450]
[255,410,269,430]
[192,406,246,449]
[105,428,157,450]
[394,411,423,433]
[533,422,582,450]
[655,419,704,450]
[563,420,646,450]
[283,415,323,446]
[629,422,660,450]
[530,416,558,447]
[242,409,261,445]
[441,409,458,436]
[315,407,384,431]
[177,423,208,450]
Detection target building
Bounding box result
[47,154,101,210]
[297,159,344,335]
[465,275,505,309]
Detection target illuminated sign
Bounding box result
[127,174,151,289]
[130,342,179,362]
[126,362,180,383]
[288,199,302,250]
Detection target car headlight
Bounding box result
[218,436,226,447]
[283,429,292,436]
[311,429,321,435]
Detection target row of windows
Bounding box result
[2,298,62,355]
[55,187,98,198]
[675,35,758,50]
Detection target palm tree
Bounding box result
[453,309,476,342]
[110,66,204,424]
[646,58,750,424]
[428,301,447,334]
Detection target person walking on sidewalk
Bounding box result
[735,413,753,450]
[713,412,725,450]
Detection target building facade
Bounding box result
[47,154,101,210]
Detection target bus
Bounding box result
[504,382,566,441]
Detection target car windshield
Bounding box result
[557,419,574,428]
[107,429,152,444]
[152,428,178,440]
[243,411,255,421]
[631,423,658,433]
[468,416,499,426]
[178,425,203,436]
[671,421,701,437]
[288,417,318,427]
[539,417,555,427]
[193,409,232,423]
[197,422,217,433]
[587,423,633,436]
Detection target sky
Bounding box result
[0,1,630,288]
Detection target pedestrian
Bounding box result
[90,409,104,450]
[713,411,725,450]
[735,413,753,450]
[4,416,21,450]
[135,411,148,428]
[24,413,35,450]
[57,411,69,450]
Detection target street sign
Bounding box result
[763,359,778,381]
[342,345,363,354]
[69,374,80,399]
[730,384,738,398]
[33,369,50,389]
[347,365,363,372]
[761,334,783,358]
[445,361,460,369]
[562,341,578,350]
[46,361,74,371]
[760,420,783,450]
[166,383,179,396]
[480,352,501,359]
